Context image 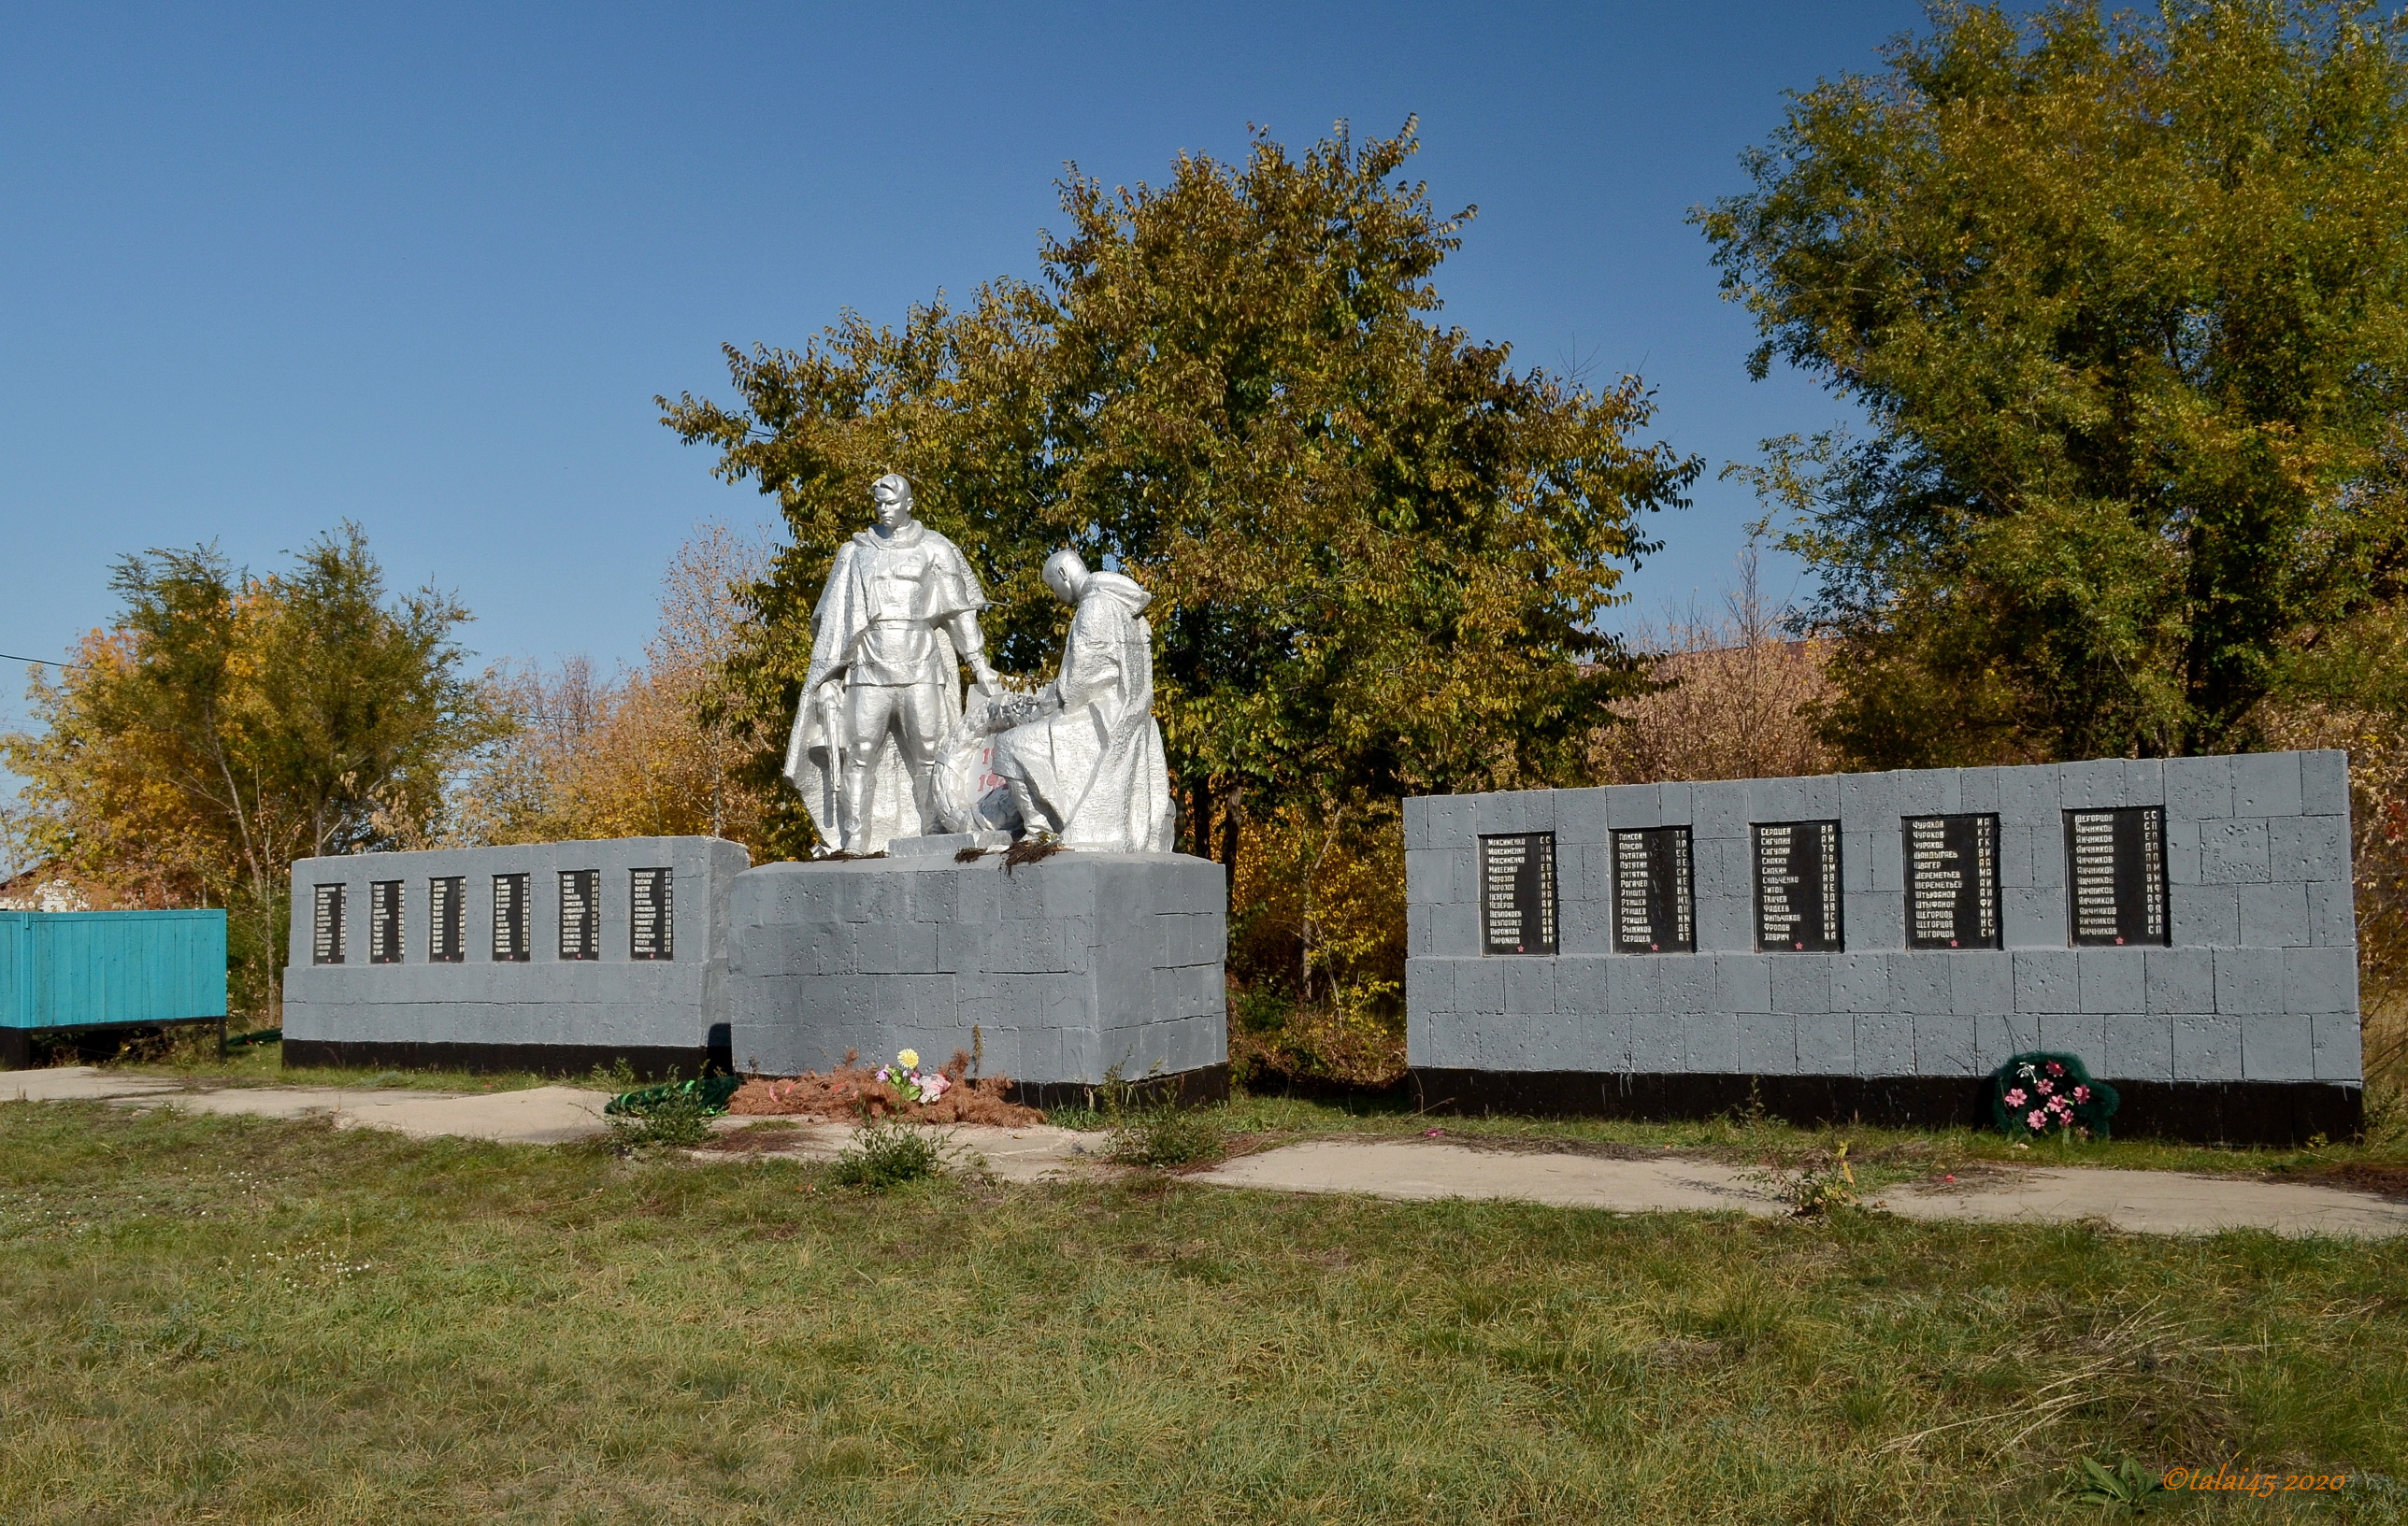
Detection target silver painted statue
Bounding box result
[987,549,1176,853]
[782,474,1000,853]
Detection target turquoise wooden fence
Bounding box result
[0,910,229,1032]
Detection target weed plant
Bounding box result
[828,1119,947,1189]
[1103,1105,1227,1169]
[604,1090,715,1153]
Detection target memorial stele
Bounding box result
[781,474,1175,856]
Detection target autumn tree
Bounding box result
[662,121,1699,872]
[1701,0,2408,766]
[4,526,494,1016]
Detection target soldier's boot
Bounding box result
[838,759,874,853]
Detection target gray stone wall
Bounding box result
[1404,753,2360,1087]
[727,852,1226,1085]
[283,837,752,1054]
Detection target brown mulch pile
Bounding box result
[726,1049,1043,1127]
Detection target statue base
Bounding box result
[726,851,1226,1088]
[886,832,1012,857]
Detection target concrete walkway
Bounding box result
[10,1066,2408,1236]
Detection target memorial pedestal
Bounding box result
[726,852,1227,1104]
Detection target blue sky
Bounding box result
[0,0,1935,738]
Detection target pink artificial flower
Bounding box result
[2003,1088,2028,1107]
[922,1073,951,1101]
[2028,1109,2048,1130]
[2045,1062,2065,1077]
[2036,1079,2054,1095]
[2049,1096,2071,1116]
[2071,1085,2090,1103]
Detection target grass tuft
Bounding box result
[1104,1105,1227,1168]
[828,1119,949,1190]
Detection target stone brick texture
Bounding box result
[1404,752,2361,1086]
[726,853,1227,1086]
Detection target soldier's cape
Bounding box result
[781,523,986,851]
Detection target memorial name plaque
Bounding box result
[1479,834,1558,955]
[428,876,464,963]
[1755,820,1842,951]
[2065,806,2170,947]
[1612,827,1695,954]
[492,872,530,963]
[1904,813,2000,949]
[631,867,674,961]
[310,883,345,965]
[368,879,403,964]
[559,869,600,961]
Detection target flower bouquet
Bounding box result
[1988,1050,2119,1140]
[874,1048,953,1106]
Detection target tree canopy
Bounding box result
[662,121,1698,862]
[1701,0,2408,763]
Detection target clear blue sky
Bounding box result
[1,0,1937,737]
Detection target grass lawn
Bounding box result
[1,1103,2403,1522]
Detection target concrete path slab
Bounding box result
[1197,1138,1787,1216]
[697,1117,1108,1183]
[1874,1165,2408,1238]
[3,1066,610,1147]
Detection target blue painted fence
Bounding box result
[0,910,229,1032]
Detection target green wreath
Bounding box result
[604,1073,742,1118]
[1989,1051,2118,1140]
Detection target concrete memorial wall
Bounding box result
[1404,751,2362,1144]
[282,837,752,1079]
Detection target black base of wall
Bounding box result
[2,1019,228,1071]
[1407,1069,2366,1148]
[282,1038,732,1084]
[1007,1064,1231,1112]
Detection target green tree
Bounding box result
[5,524,497,1017]
[1701,0,2408,764]
[663,121,1698,867]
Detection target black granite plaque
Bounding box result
[631,868,674,961]
[558,869,599,961]
[369,879,403,964]
[492,872,530,963]
[1480,834,1558,955]
[2065,806,2169,947]
[1755,820,1842,951]
[1904,813,2000,949]
[428,876,464,963]
[1612,826,1695,954]
[310,883,345,965]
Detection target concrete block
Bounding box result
[1406,958,1445,1021]
[2300,750,2350,816]
[1552,787,1612,845]
[2214,947,2284,1015]
[1841,831,1875,894]
[2231,752,2303,818]
[1739,1010,1798,1074]
[1716,955,1771,1014]
[1606,957,1660,1015]
[2243,1015,2316,1082]
[2013,949,2079,1013]
[2144,948,2216,1015]
[2057,756,2128,809]
[2237,881,2309,948]
[1952,952,2014,1015]
[2170,885,2240,948]
[2163,754,2233,821]
[1406,904,1431,959]
[1404,849,1453,906]
[1657,780,1695,824]
[2308,880,2356,948]
[1555,957,1610,1020]
[1856,1011,1915,1076]
[2076,948,2146,1014]
[1996,764,2059,827]
[1891,952,1953,1012]
[1751,775,1810,826]
[2003,888,2066,949]
[1960,767,2001,815]
[1998,822,2038,889]
[1559,896,1612,957]
[1795,1010,1854,1075]
[1831,952,1892,1013]
[2126,758,2165,802]
[1503,959,1555,1015]
[1603,784,1658,829]
[1974,1011,2042,1070]
[1697,893,1753,954]
[1891,768,1959,819]
[1419,794,1474,850]
[2312,1012,2365,1082]
[1629,1009,1685,1072]
[2101,1012,2174,1080]
[2200,819,2272,884]
[1852,891,1906,950]
[1914,1013,1977,1076]
[2174,1014,2243,1081]
[2284,945,2358,1014]
[2163,818,2201,886]
[1693,781,1748,840]
[2038,1012,2105,1067]
[1684,1010,1741,1073]
[2028,824,2065,889]
[1771,955,1833,1014]
[1661,956,1717,1013]
[2270,814,2350,884]
[1454,958,1506,1015]
[1473,790,1556,836]
[1837,768,1898,827]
